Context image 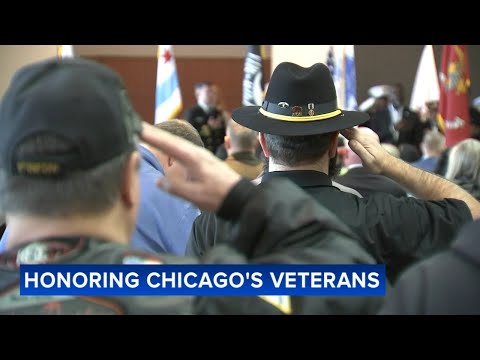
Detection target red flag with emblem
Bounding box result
[437,45,471,148]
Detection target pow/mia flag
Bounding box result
[242,45,265,106]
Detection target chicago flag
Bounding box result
[155,45,182,124]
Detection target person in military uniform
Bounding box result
[0,58,384,315]
[361,83,427,150]
[183,81,226,154]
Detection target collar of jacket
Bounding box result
[261,170,332,188]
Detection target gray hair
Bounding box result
[445,138,480,187]
[0,134,137,217]
[422,130,445,153]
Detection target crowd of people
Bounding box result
[0,57,479,315]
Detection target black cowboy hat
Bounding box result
[232,62,369,136]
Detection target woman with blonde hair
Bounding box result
[445,138,480,200]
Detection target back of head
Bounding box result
[226,118,258,152]
[0,57,142,217]
[155,119,204,148]
[445,138,480,186]
[399,143,421,163]
[422,130,445,155]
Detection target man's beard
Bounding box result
[328,151,340,179]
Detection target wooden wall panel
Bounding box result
[88,56,157,124]
[86,56,271,125]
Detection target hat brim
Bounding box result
[232,106,370,136]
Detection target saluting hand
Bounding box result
[340,127,390,175]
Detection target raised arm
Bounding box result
[341,127,480,219]
[141,122,384,314]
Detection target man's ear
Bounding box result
[258,132,270,158]
[328,131,340,158]
[121,151,140,208]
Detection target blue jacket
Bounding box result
[410,156,439,173]
[0,145,200,256]
[132,145,200,255]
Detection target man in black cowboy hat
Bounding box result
[187,61,480,284]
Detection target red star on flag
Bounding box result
[162,49,172,64]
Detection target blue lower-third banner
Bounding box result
[20,264,386,296]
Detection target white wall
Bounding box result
[0,45,58,97]
[271,45,330,74]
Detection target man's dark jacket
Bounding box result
[187,171,472,284]
[379,219,480,314]
[0,178,384,315]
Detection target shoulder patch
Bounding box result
[4,238,87,268]
[16,242,50,264]
[258,295,292,315]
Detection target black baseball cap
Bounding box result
[0,57,143,177]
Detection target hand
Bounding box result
[340,127,390,175]
[140,122,242,212]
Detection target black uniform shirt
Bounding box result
[188,170,472,283]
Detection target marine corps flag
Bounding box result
[242,45,265,106]
[438,45,471,148]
